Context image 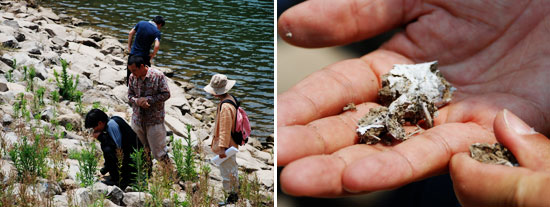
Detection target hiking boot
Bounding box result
[218,192,238,206]
[101,176,118,186]
[100,167,108,175]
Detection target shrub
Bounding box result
[5,58,15,82]
[54,59,82,102]
[25,66,36,92]
[9,135,49,182]
[129,148,149,192]
[76,144,99,187]
[173,124,197,182]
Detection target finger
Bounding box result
[342,122,495,192]
[278,49,412,126]
[495,109,550,171]
[277,102,379,166]
[280,144,382,197]
[278,0,422,47]
[450,153,550,207]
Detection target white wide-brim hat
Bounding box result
[204,74,236,95]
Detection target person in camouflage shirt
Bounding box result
[127,55,170,161]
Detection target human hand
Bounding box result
[450,110,550,206]
[219,153,227,159]
[278,0,550,197]
[137,97,150,109]
[148,54,155,66]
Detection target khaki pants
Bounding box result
[131,122,167,160]
[219,155,238,192]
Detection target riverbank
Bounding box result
[0,1,273,206]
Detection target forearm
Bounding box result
[217,107,233,148]
[127,29,136,51]
[151,41,160,58]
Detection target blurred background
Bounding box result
[277,1,460,206]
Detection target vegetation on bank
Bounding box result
[1,59,273,206]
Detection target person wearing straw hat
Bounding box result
[204,73,240,205]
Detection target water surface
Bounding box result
[42,0,274,138]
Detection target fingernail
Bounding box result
[503,109,537,135]
[343,186,360,194]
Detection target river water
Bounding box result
[42,0,274,139]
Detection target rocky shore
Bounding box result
[0,1,273,206]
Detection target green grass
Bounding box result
[76,143,99,187]
[9,135,49,182]
[54,59,82,102]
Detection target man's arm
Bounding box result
[150,39,160,61]
[217,104,234,152]
[127,76,139,106]
[146,74,170,104]
[127,28,136,53]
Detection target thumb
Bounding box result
[450,109,550,206]
[495,109,550,171]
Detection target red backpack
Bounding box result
[221,95,251,145]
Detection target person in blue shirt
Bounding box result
[84,109,144,189]
[126,15,165,85]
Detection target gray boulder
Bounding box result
[39,7,60,21]
[123,192,152,207]
[81,29,104,42]
[57,113,82,131]
[107,186,124,205]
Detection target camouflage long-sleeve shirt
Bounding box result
[128,68,170,126]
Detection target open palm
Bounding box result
[277,0,550,196]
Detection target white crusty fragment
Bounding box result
[357,61,455,144]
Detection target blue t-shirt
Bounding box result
[130,21,161,57]
[106,119,122,148]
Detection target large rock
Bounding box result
[255,170,274,188]
[96,67,124,88]
[3,22,19,34]
[81,29,104,42]
[39,7,60,21]
[122,192,152,207]
[74,188,92,206]
[53,195,69,207]
[99,38,125,57]
[0,159,15,183]
[91,182,109,197]
[3,131,19,146]
[0,82,7,92]
[68,42,105,60]
[59,178,78,191]
[0,25,16,37]
[66,159,80,181]
[42,24,68,39]
[58,138,83,153]
[180,113,202,128]
[112,85,129,103]
[107,186,124,205]
[165,115,189,138]
[37,178,63,196]
[57,113,82,131]
[0,35,18,48]
[236,149,265,172]
[103,199,121,207]
[106,54,125,65]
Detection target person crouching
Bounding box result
[84,109,144,189]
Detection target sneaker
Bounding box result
[218,192,238,206]
[100,167,108,175]
[101,176,118,186]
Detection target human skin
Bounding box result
[450,110,550,206]
[128,63,151,109]
[277,0,550,197]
